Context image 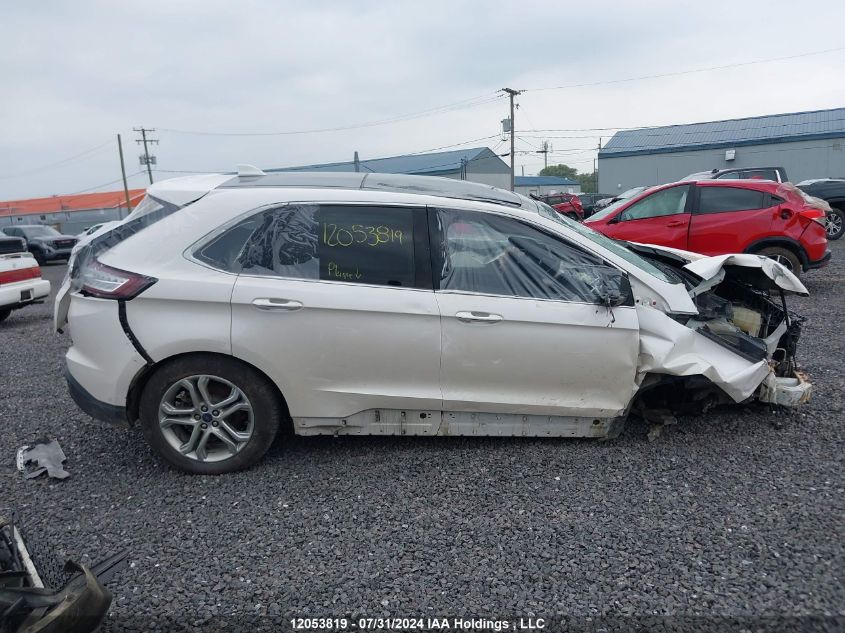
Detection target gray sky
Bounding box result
[2,0,844,200]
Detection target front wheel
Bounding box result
[139,355,283,474]
[826,207,844,240]
[757,246,802,278]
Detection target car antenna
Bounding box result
[237,164,266,177]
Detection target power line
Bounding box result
[158,93,503,137]
[0,140,114,181]
[66,170,146,195]
[522,46,845,92]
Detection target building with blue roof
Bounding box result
[514,175,581,196]
[598,107,845,192]
[270,146,510,189]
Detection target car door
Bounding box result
[600,184,692,249]
[431,207,640,422]
[229,202,442,430]
[687,184,773,255]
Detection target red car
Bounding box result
[584,179,830,276]
[541,193,584,220]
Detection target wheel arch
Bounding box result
[744,237,809,268]
[126,351,293,434]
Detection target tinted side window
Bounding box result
[620,186,689,221]
[195,216,261,272]
[697,187,766,214]
[239,204,417,288]
[434,208,613,304]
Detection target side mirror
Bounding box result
[595,268,633,307]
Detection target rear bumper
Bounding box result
[65,367,129,426]
[805,248,832,270]
[0,278,50,309]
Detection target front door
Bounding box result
[601,184,692,250]
[430,207,640,421]
[229,203,442,428]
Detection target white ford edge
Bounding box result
[55,170,812,474]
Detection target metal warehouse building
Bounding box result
[272,146,511,189]
[514,176,581,196]
[598,107,845,193]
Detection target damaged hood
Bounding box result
[683,253,808,297]
[631,243,809,297]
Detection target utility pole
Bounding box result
[540,141,550,170]
[596,136,602,192]
[502,88,521,191]
[117,134,132,217]
[134,127,158,184]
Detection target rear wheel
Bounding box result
[0,308,11,323]
[826,206,844,240]
[757,246,802,278]
[139,355,282,474]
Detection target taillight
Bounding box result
[79,258,156,299]
[0,265,40,285]
[799,207,827,227]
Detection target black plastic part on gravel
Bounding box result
[0,246,843,632]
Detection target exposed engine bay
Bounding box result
[628,244,811,412]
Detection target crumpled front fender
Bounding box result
[635,306,770,403]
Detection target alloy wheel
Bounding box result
[158,374,254,463]
[767,254,794,272]
[826,212,843,238]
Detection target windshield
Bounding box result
[535,201,675,283]
[22,226,61,237]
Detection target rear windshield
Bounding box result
[89,195,181,254]
[70,195,183,280]
[22,226,61,238]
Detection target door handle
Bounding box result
[666,220,686,227]
[251,298,304,311]
[455,311,503,323]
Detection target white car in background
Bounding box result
[56,170,812,474]
[0,235,50,323]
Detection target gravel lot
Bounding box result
[1,244,843,632]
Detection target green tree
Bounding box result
[539,164,598,193]
[577,171,597,193]
[538,164,578,180]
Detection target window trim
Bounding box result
[189,201,433,291]
[427,205,632,306]
[618,184,692,222]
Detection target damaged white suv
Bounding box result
[56,170,812,474]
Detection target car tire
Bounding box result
[33,252,45,265]
[757,246,802,278]
[826,206,844,241]
[0,308,11,323]
[139,354,283,474]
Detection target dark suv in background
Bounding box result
[683,167,789,183]
[2,225,78,264]
[797,179,845,240]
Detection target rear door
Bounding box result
[431,207,640,421]
[599,184,692,249]
[229,203,442,426]
[688,184,773,255]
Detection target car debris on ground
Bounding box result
[15,440,69,480]
[0,510,127,633]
